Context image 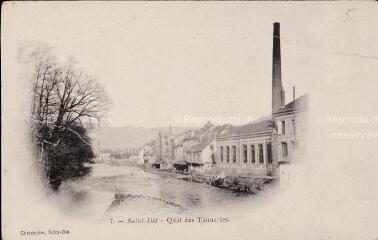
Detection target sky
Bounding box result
[3,2,378,128]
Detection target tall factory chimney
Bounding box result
[272,22,285,113]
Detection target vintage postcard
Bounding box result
[2,1,378,240]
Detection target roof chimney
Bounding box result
[272,22,285,113]
[293,86,296,102]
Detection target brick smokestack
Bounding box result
[272,22,285,113]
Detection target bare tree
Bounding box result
[20,42,110,190]
[20,43,109,136]
[53,61,109,129]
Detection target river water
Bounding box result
[58,161,274,221]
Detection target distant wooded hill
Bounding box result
[91,126,191,150]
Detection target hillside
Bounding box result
[91,126,191,150]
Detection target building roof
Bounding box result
[217,119,275,139]
[183,121,215,141]
[173,132,186,139]
[183,122,232,142]
[273,94,309,115]
[192,127,209,139]
[185,122,232,152]
[171,132,186,147]
[189,136,212,152]
[184,117,276,143]
[174,143,183,148]
[173,160,187,166]
[208,124,233,138]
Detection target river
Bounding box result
[57,160,274,221]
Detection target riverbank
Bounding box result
[143,166,277,194]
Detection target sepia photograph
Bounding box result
[2,1,378,240]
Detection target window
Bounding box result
[276,121,281,134]
[165,141,169,146]
[220,147,224,163]
[226,146,230,163]
[267,143,272,164]
[292,119,295,133]
[281,142,288,158]
[250,145,256,163]
[243,145,248,163]
[232,146,236,163]
[258,144,264,163]
[281,120,286,134]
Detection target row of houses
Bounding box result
[138,96,307,176]
[137,22,308,179]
